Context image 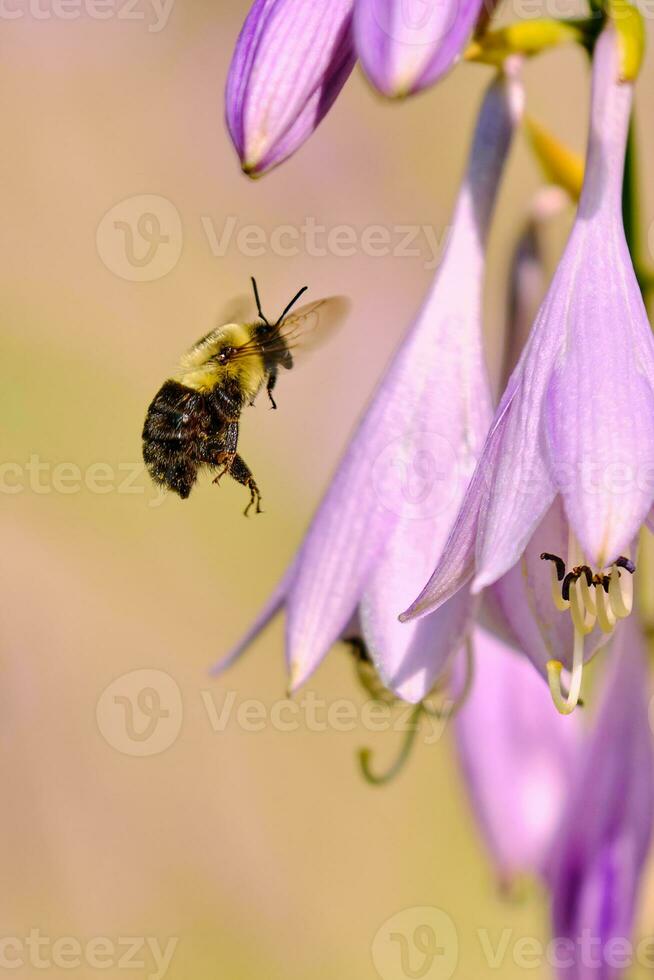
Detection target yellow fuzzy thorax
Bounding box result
[176,322,266,400]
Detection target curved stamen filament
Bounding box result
[595,583,617,632]
[579,573,597,617]
[546,625,584,715]
[549,563,570,610]
[609,563,633,618]
[541,554,569,610]
[569,579,595,635]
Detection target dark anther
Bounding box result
[561,570,581,602]
[540,552,566,581]
[592,573,610,593]
[572,565,593,587]
[615,556,636,574]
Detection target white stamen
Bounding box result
[595,583,617,632]
[549,564,569,611]
[569,578,595,635]
[579,574,596,617]
[546,625,584,715]
[609,563,633,618]
[542,539,636,715]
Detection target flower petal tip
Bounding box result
[241,161,262,180]
[397,602,426,624]
[287,660,306,694]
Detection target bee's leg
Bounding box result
[211,422,238,485]
[229,454,263,516]
[266,371,278,410]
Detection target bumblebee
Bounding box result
[142,278,347,514]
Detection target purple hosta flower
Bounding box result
[226,0,487,174]
[547,614,654,978]
[354,0,485,98]
[402,25,654,713]
[456,626,580,886]
[503,186,569,380]
[213,67,524,701]
[225,0,356,176]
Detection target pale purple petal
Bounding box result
[226,0,356,176]
[401,371,556,618]
[547,614,654,977]
[354,0,484,97]
[361,531,476,701]
[456,627,581,882]
[288,67,522,691]
[209,567,293,675]
[503,187,568,380]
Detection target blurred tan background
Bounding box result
[2,1,654,977]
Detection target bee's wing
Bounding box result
[275,296,350,350]
[216,293,256,326]
[229,296,350,361]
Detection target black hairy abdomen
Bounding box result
[142,380,215,499]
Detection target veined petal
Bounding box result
[547,615,654,974]
[354,0,484,97]
[401,372,556,619]
[456,627,580,882]
[471,372,557,591]
[288,67,522,691]
[544,25,654,567]
[226,0,356,176]
[361,517,477,702]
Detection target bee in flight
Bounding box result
[142,278,348,514]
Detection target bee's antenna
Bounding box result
[275,285,308,327]
[251,277,271,326]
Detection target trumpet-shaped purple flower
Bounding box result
[354,0,485,98]
[213,66,524,701]
[226,0,356,176]
[226,0,486,174]
[402,26,654,712]
[455,615,653,969]
[547,615,654,979]
[455,626,580,884]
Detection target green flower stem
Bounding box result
[358,704,423,786]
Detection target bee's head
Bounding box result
[177,323,265,397]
